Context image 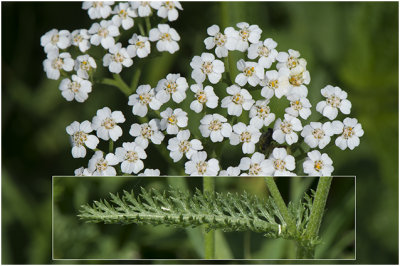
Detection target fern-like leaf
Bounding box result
[78,187,315,243]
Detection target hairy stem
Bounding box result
[130,68,142,91]
[203,176,215,259]
[306,176,332,236]
[264,177,296,235]
[297,176,332,259]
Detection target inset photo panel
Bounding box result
[52,175,355,261]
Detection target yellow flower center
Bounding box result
[139,93,152,105]
[244,66,255,77]
[289,73,304,86]
[136,41,145,48]
[208,119,222,131]
[342,126,354,139]
[314,160,323,171]
[141,125,154,139]
[287,56,298,69]
[165,1,175,9]
[240,131,252,143]
[69,81,81,93]
[214,32,227,47]
[93,1,104,8]
[239,28,249,41]
[196,90,207,103]
[160,33,171,41]
[196,161,208,174]
[165,81,178,93]
[249,163,261,175]
[258,46,270,57]
[96,158,108,172]
[290,100,303,111]
[326,95,341,108]
[102,118,116,130]
[125,151,139,163]
[232,93,244,104]
[73,131,88,146]
[178,140,191,153]
[280,121,293,134]
[168,115,177,125]
[201,61,213,74]
[80,60,91,71]
[312,128,325,140]
[51,34,59,44]
[119,9,127,18]
[256,105,270,118]
[98,27,109,38]
[113,52,125,63]
[269,79,278,89]
[273,159,286,171]
[52,58,64,70]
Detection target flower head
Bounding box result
[229,122,261,154]
[59,75,92,103]
[149,24,180,54]
[184,151,220,176]
[190,52,225,84]
[264,148,296,176]
[157,1,183,21]
[167,130,203,162]
[303,150,334,176]
[335,118,364,150]
[249,100,276,129]
[221,85,254,117]
[88,151,119,176]
[71,29,91,52]
[272,114,303,145]
[260,68,290,99]
[82,1,114,20]
[190,84,219,113]
[199,114,232,142]
[92,107,125,141]
[75,54,97,79]
[111,2,137,30]
[128,85,162,117]
[129,119,165,149]
[316,85,352,120]
[89,20,119,49]
[155,73,188,104]
[239,152,270,176]
[204,25,229,58]
[103,43,133,74]
[66,120,99,158]
[247,38,278,69]
[40,29,71,53]
[160,108,188,134]
[235,59,264,87]
[115,142,147,174]
[43,50,74,80]
[127,34,151,58]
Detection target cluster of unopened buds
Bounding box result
[41,2,364,177]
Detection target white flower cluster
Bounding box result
[63,21,363,177]
[41,1,183,103]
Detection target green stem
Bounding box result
[109,139,113,153]
[264,177,296,235]
[138,22,146,36]
[101,74,132,96]
[305,176,332,238]
[130,68,142,91]
[203,176,215,259]
[145,17,151,35]
[297,176,333,259]
[244,231,251,259]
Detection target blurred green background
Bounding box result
[2,1,398,264]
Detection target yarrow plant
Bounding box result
[43,3,362,259]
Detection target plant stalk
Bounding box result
[264,177,296,235]
[203,176,215,259]
[297,176,333,259]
